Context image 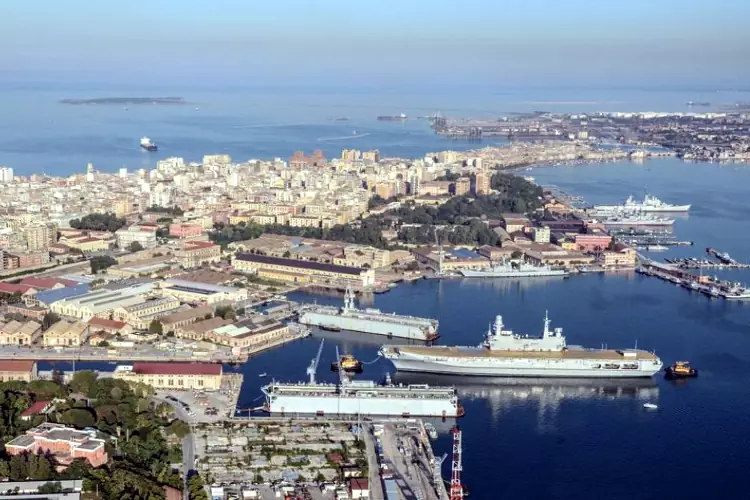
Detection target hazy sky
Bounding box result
[4,0,750,88]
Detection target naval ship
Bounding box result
[594,194,690,213]
[262,341,462,418]
[460,260,568,278]
[380,312,663,378]
[298,288,438,341]
[140,136,158,151]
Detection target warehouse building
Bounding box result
[232,253,375,288]
[113,362,223,391]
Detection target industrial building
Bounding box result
[113,362,223,391]
[233,253,375,288]
[49,282,156,320]
[5,423,107,467]
[0,360,37,382]
[42,320,90,346]
[161,278,248,305]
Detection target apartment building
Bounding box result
[168,223,203,239]
[115,225,158,249]
[174,241,221,269]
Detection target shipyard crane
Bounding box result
[449,426,464,500]
[307,339,325,384]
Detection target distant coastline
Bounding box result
[60,97,187,105]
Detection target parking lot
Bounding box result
[155,373,242,423]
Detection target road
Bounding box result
[362,425,384,500]
[156,396,196,500]
[0,344,244,363]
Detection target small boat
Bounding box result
[643,403,658,410]
[665,361,698,379]
[331,354,363,373]
[424,422,438,440]
[319,324,341,332]
[258,372,268,377]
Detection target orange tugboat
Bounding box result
[665,361,698,379]
[331,354,363,373]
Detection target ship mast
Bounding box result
[449,426,464,500]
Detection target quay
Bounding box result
[636,260,750,300]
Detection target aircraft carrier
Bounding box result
[380,311,663,378]
[298,288,438,341]
[262,341,462,418]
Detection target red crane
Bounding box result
[449,426,464,500]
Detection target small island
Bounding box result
[60,96,187,105]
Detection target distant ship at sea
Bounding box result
[140,137,158,152]
[377,112,407,121]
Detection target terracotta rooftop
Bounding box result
[131,362,221,376]
[0,360,36,372]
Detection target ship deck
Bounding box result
[395,346,658,361]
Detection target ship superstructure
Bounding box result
[596,213,675,227]
[262,341,462,417]
[594,194,690,213]
[298,288,438,341]
[460,260,568,278]
[380,312,662,378]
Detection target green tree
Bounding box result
[149,320,163,335]
[166,420,190,439]
[69,371,98,395]
[59,408,96,428]
[69,213,127,232]
[214,306,237,321]
[128,241,144,252]
[38,482,63,494]
[90,255,117,274]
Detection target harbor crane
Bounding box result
[307,339,325,384]
[449,426,464,500]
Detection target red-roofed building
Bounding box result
[19,277,70,290]
[348,478,369,499]
[113,362,222,390]
[169,223,203,239]
[0,360,37,382]
[20,400,52,421]
[0,283,37,296]
[87,317,130,335]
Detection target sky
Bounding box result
[3,0,750,88]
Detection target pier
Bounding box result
[636,260,750,300]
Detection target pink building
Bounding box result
[5,422,108,467]
[574,233,612,252]
[169,223,204,239]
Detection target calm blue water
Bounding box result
[2,84,749,175]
